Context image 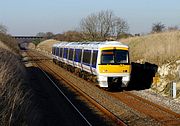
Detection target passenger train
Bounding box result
[52,41,131,88]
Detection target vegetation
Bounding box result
[54,31,84,42]
[122,30,180,65]
[80,10,129,41]
[32,38,42,46]
[0,48,29,126]
[0,33,19,54]
[0,25,29,126]
[0,24,20,54]
[117,33,133,39]
[151,22,166,33]
[37,39,59,52]
[36,32,54,39]
[0,24,7,34]
[167,25,179,31]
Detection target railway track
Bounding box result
[26,51,93,126]
[26,50,180,126]
[108,91,180,125]
[27,50,127,126]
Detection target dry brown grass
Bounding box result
[0,41,11,51]
[0,41,29,125]
[37,39,59,53]
[0,33,19,54]
[121,31,180,65]
[27,42,36,49]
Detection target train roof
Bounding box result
[52,41,128,49]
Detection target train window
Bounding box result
[74,49,82,62]
[83,50,91,65]
[55,47,59,56]
[92,50,98,68]
[101,50,129,64]
[115,50,129,63]
[63,48,68,59]
[54,47,55,55]
[69,48,74,60]
[59,48,63,57]
[54,47,56,55]
[53,47,55,55]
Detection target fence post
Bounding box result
[171,82,176,98]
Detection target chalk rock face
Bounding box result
[176,60,180,79]
[153,60,180,98]
[158,64,170,77]
[158,61,180,80]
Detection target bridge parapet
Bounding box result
[12,36,43,39]
[12,36,43,43]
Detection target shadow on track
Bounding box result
[126,62,158,91]
[26,66,115,126]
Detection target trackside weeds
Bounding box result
[0,47,29,126]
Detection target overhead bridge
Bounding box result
[12,36,43,43]
[12,36,44,50]
[12,36,43,39]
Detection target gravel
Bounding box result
[131,89,180,114]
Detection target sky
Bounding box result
[0,0,180,36]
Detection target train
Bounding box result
[52,41,131,88]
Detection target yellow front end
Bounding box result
[97,47,131,88]
[99,64,131,74]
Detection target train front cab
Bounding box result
[97,47,131,88]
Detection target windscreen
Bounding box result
[101,49,129,64]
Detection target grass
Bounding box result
[0,33,19,54]
[121,31,180,65]
[0,40,29,125]
[0,40,11,51]
[36,39,59,53]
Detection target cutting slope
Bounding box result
[121,31,180,65]
[37,39,59,53]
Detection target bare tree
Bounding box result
[0,24,7,34]
[36,32,46,37]
[97,10,113,38]
[45,32,54,39]
[80,13,98,40]
[80,10,129,41]
[167,25,179,31]
[113,17,129,37]
[36,32,54,39]
[152,22,165,33]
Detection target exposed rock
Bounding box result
[154,60,180,98]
